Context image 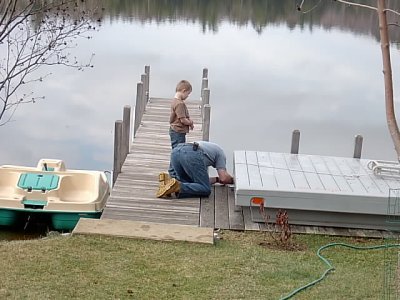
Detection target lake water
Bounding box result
[2,0,400,172]
[1,0,400,237]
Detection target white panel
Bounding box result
[257,151,273,168]
[245,151,258,166]
[283,153,310,190]
[333,157,367,194]
[234,163,250,191]
[255,152,278,189]
[234,151,247,164]
[297,155,324,190]
[247,164,263,189]
[259,166,278,189]
[345,158,384,194]
[269,152,294,190]
[309,155,340,192]
[321,156,352,192]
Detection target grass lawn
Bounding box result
[0,230,396,299]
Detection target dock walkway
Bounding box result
[101,96,260,232]
[102,97,202,226]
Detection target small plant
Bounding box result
[275,209,292,246]
[258,202,302,251]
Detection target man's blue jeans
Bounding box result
[170,144,211,198]
[169,128,186,177]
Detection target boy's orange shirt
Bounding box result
[170,98,190,133]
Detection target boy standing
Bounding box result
[169,80,194,148]
[163,80,194,180]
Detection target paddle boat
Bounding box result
[0,159,110,231]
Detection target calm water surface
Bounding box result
[1,0,400,237]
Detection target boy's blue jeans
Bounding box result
[169,128,186,177]
[169,127,186,149]
[170,143,211,198]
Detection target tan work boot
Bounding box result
[156,178,180,198]
[159,172,170,186]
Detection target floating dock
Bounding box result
[234,150,400,230]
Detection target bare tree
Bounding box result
[298,0,400,160]
[0,0,100,125]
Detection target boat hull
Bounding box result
[0,208,103,231]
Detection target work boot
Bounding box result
[159,172,170,186]
[156,178,180,198]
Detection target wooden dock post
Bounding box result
[201,78,208,100]
[122,105,131,161]
[203,104,211,141]
[202,67,208,79]
[141,74,147,105]
[291,129,300,154]
[134,81,144,137]
[202,88,210,106]
[144,65,150,102]
[353,134,363,159]
[113,120,123,186]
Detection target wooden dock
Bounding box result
[102,97,203,226]
[101,94,262,231]
[79,67,395,240]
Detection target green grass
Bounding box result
[0,230,396,299]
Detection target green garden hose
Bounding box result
[280,242,400,300]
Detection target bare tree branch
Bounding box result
[0,0,102,124]
[384,8,400,17]
[333,0,377,11]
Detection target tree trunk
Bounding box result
[377,0,400,160]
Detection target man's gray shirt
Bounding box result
[197,141,227,170]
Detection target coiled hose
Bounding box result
[280,242,400,300]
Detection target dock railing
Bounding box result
[112,65,150,186]
[201,67,210,141]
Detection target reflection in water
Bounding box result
[84,0,400,41]
[0,1,399,177]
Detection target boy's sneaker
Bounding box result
[156,178,180,198]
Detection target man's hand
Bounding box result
[217,170,234,185]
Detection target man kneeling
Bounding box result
[157,141,234,198]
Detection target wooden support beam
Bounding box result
[73,218,215,244]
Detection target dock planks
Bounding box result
[102,98,202,226]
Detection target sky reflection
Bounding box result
[1,17,399,173]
